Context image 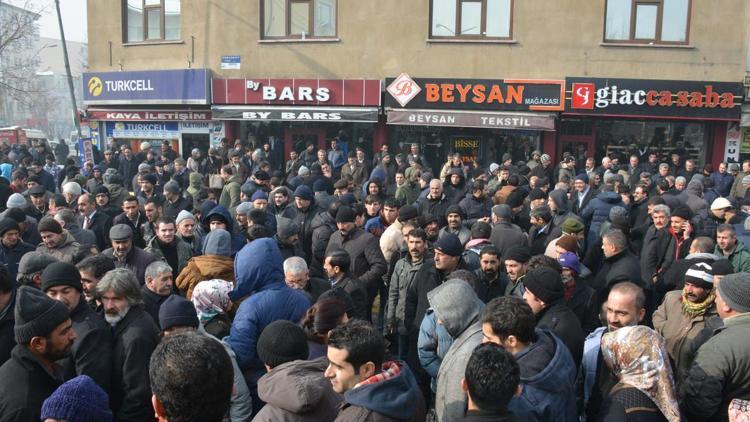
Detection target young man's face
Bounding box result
[324,346,362,394]
[45,285,81,312]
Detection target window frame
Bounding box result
[122,0,182,44]
[428,0,514,40]
[603,0,691,45]
[260,0,338,40]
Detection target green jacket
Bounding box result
[395,182,420,206]
[680,312,750,421]
[219,174,242,212]
[714,241,750,273]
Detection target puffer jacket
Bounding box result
[226,238,311,371]
[36,230,88,264]
[580,190,626,246]
[429,280,485,422]
[253,357,343,422]
[681,313,750,421]
[175,239,235,299]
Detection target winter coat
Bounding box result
[417,310,453,389]
[0,345,63,422]
[331,275,369,321]
[380,220,405,263]
[714,241,750,273]
[226,238,311,371]
[461,409,522,421]
[105,183,129,209]
[285,202,323,261]
[710,171,734,197]
[395,181,421,207]
[439,225,471,246]
[83,210,112,252]
[66,224,98,250]
[508,329,578,422]
[580,191,626,246]
[101,245,161,285]
[387,255,428,335]
[0,240,34,281]
[112,211,149,248]
[430,281,485,422]
[659,252,716,292]
[59,298,113,393]
[459,194,492,227]
[326,227,387,301]
[489,221,527,259]
[680,313,750,421]
[334,361,425,422]
[653,290,718,386]
[176,255,235,298]
[0,290,15,366]
[202,205,247,254]
[472,269,509,303]
[416,193,451,227]
[220,174,243,213]
[580,326,607,415]
[36,230,88,264]
[253,357,343,422]
[110,306,161,422]
[599,384,668,422]
[145,236,193,277]
[536,301,584,366]
[310,211,337,277]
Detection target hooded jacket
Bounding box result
[254,357,343,422]
[443,169,467,205]
[429,280,485,422]
[226,238,311,371]
[508,329,578,422]
[202,205,246,254]
[335,361,425,422]
[580,190,626,246]
[219,173,243,213]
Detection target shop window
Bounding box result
[124,0,181,43]
[430,0,512,40]
[604,0,690,44]
[594,120,707,164]
[262,0,337,39]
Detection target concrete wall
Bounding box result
[88,0,749,82]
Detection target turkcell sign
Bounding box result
[83,69,210,105]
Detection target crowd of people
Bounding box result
[1,135,750,421]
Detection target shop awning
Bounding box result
[86,109,212,121]
[211,106,379,122]
[742,104,750,127]
[386,108,557,131]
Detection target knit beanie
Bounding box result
[562,218,585,234]
[175,210,195,226]
[257,320,309,368]
[235,201,252,217]
[434,233,463,257]
[41,375,113,422]
[671,205,692,221]
[6,193,26,209]
[277,218,300,239]
[141,173,158,186]
[712,259,735,276]
[38,216,63,235]
[504,244,531,263]
[684,262,714,290]
[251,190,269,201]
[523,267,564,304]
[294,185,313,201]
[94,185,110,197]
[163,180,181,195]
[0,218,19,236]
[159,295,199,331]
[14,285,70,344]
[558,252,580,275]
[505,190,526,209]
[717,272,750,313]
[398,205,418,222]
[556,235,579,254]
[41,262,83,292]
[335,206,357,224]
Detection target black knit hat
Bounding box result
[528,189,547,201]
[41,262,83,292]
[38,217,63,235]
[93,185,110,197]
[434,233,463,257]
[445,204,464,219]
[398,205,418,222]
[257,320,309,368]
[671,205,692,221]
[504,245,531,263]
[506,190,526,209]
[0,218,19,236]
[159,295,199,330]
[335,206,357,224]
[684,262,714,290]
[14,285,70,344]
[523,267,564,304]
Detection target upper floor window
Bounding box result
[262,0,337,39]
[604,0,690,44]
[125,0,181,43]
[430,0,512,40]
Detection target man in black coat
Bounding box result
[98,268,160,422]
[489,204,527,259]
[0,286,74,421]
[77,193,112,253]
[594,229,647,314]
[323,249,369,320]
[472,245,508,303]
[140,261,175,329]
[0,218,35,281]
[0,268,15,366]
[522,266,584,366]
[41,262,112,392]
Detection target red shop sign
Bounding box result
[212,78,382,107]
[87,109,212,121]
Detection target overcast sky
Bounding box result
[7,0,88,43]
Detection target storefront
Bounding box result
[740,103,750,162]
[82,69,216,157]
[562,77,744,167]
[384,74,564,173]
[211,78,382,159]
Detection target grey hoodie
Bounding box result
[428,280,485,422]
[202,229,233,257]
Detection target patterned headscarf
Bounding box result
[191,279,233,322]
[601,326,681,422]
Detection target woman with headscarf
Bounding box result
[191,279,234,339]
[598,325,681,422]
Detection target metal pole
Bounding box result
[54,0,82,141]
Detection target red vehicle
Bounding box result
[0,126,47,145]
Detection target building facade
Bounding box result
[86,0,750,171]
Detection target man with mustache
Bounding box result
[42,262,112,393]
[0,286,76,421]
[97,268,160,421]
[653,262,718,387]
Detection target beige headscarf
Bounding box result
[601,325,681,422]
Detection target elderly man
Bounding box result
[175,210,202,254]
[98,268,160,421]
[102,224,160,285]
[141,261,175,328]
[283,256,330,303]
[653,262,718,386]
[416,179,450,228]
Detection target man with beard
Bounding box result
[76,254,115,312]
[387,228,431,361]
[423,214,440,245]
[439,205,471,246]
[326,206,387,322]
[0,218,34,280]
[102,224,160,285]
[0,286,76,421]
[473,245,508,303]
[579,282,646,421]
[504,245,531,297]
[93,185,120,218]
[140,196,163,243]
[78,193,111,253]
[653,262,718,387]
[97,268,160,421]
[145,217,193,279]
[41,262,112,392]
[140,261,175,328]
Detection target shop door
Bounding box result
[284,127,327,160]
[181,133,210,159]
[558,119,595,164]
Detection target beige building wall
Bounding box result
[88,0,749,82]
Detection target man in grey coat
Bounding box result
[429,279,485,422]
